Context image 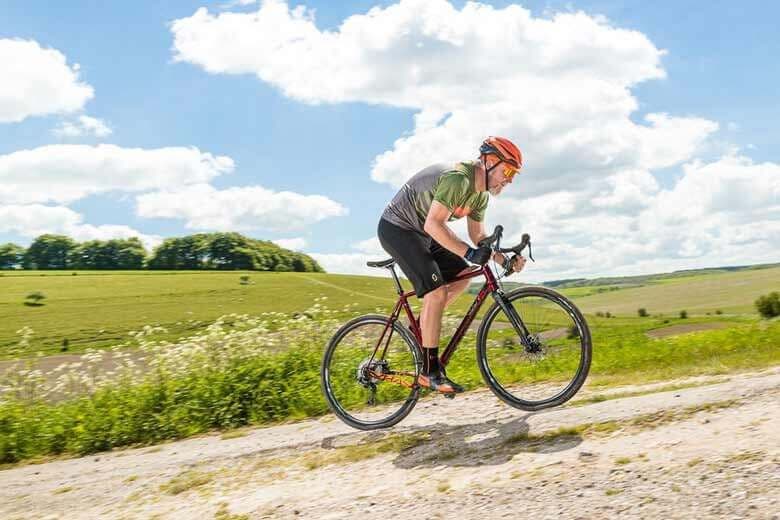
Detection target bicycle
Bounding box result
[320,225,592,430]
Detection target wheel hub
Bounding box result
[356,358,388,388]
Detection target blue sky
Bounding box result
[1,1,778,280]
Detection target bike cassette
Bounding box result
[356,358,388,388]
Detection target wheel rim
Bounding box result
[324,319,419,426]
[481,291,589,406]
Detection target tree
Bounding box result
[66,238,145,269]
[114,238,146,269]
[206,232,252,269]
[23,234,76,269]
[755,292,780,318]
[0,243,25,269]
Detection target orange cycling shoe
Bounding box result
[417,370,464,393]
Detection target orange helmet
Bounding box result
[479,136,523,170]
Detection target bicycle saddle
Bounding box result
[366,258,395,268]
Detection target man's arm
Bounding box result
[423,201,471,257]
[468,217,505,264]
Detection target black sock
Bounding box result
[424,347,440,374]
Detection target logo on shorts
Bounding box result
[432,273,438,282]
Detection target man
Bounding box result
[377,136,527,393]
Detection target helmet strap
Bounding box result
[481,154,500,192]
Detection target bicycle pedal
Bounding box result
[443,393,456,399]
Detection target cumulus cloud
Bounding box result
[487,153,780,280]
[53,115,113,138]
[136,183,347,232]
[170,0,716,193]
[0,144,234,204]
[0,204,163,251]
[272,237,306,250]
[309,236,394,277]
[171,0,778,278]
[0,38,94,123]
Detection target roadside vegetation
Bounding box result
[1,298,778,464]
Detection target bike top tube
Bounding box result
[399,264,498,299]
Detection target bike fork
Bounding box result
[492,291,532,348]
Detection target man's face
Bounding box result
[487,161,518,196]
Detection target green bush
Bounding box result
[637,308,648,317]
[755,292,780,318]
[679,310,688,319]
[24,291,46,306]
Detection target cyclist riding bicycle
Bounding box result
[377,136,527,394]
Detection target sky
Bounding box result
[1,0,778,282]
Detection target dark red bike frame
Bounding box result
[369,263,501,374]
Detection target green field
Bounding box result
[568,266,780,316]
[1,266,779,464]
[0,270,400,357]
[1,265,778,358]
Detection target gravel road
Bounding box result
[2,368,778,519]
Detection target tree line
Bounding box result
[0,232,323,272]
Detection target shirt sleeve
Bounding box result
[468,193,489,222]
[433,172,469,212]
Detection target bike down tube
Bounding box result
[440,265,497,366]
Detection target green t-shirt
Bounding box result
[382,161,489,234]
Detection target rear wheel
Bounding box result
[476,287,591,410]
[321,314,421,430]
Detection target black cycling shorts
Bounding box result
[377,218,469,298]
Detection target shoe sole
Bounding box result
[417,374,462,394]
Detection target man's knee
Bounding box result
[423,285,447,305]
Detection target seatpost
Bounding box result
[387,265,404,295]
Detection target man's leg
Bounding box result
[421,285,447,348]
[442,267,473,307]
[418,276,468,394]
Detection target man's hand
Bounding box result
[497,253,526,273]
[464,246,491,265]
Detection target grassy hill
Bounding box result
[0,270,399,357]
[561,265,780,316]
[1,263,778,358]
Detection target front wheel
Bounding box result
[321,314,421,430]
[476,287,592,411]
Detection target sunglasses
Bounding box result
[503,165,519,179]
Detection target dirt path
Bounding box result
[2,368,779,519]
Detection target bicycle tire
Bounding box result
[476,287,592,411]
[321,314,421,430]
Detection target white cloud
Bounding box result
[220,0,257,8]
[0,204,82,237]
[53,115,113,138]
[308,236,393,277]
[171,0,778,279]
[308,253,387,277]
[136,183,347,232]
[484,153,780,281]
[272,237,306,250]
[170,0,715,195]
[0,204,163,251]
[0,38,94,123]
[0,144,234,204]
